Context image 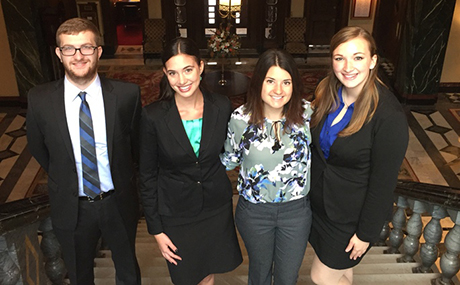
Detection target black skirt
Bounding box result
[309,181,370,270]
[162,201,242,285]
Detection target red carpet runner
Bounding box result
[117,24,143,46]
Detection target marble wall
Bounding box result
[0,223,47,284]
[1,0,53,100]
[395,0,456,102]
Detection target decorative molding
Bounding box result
[439,82,460,93]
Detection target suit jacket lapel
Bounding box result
[199,92,218,157]
[52,80,75,163]
[164,99,197,160]
[100,77,116,162]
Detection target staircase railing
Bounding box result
[382,180,460,285]
[2,180,460,284]
[0,194,66,284]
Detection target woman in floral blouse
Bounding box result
[220,49,312,284]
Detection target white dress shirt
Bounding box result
[64,75,115,197]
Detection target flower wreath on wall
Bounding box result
[208,23,241,58]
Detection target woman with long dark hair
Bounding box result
[139,37,242,285]
[220,49,313,284]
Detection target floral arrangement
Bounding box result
[208,23,241,58]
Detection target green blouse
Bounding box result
[182,118,203,157]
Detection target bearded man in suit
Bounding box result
[27,17,141,284]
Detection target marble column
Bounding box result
[1,223,47,284]
[1,0,53,101]
[394,0,456,104]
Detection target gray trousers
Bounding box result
[235,196,312,285]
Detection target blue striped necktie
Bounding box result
[78,91,101,198]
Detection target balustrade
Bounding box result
[0,236,20,284]
[384,181,460,284]
[0,194,66,284]
[2,180,460,283]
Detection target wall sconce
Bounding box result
[219,0,241,19]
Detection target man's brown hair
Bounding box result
[56,17,102,47]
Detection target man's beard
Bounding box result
[64,60,98,85]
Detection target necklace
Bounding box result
[271,121,282,151]
[331,101,349,126]
[331,90,354,127]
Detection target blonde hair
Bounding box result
[311,26,382,137]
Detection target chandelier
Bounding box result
[218,0,241,19]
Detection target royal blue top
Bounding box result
[319,88,354,159]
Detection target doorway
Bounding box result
[304,0,348,49]
[115,0,143,46]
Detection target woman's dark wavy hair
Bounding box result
[159,37,203,101]
[244,49,305,129]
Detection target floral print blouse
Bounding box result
[220,101,313,203]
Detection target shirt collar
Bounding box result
[64,74,101,102]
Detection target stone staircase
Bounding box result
[92,198,445,285]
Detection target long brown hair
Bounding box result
[245,49,305,129]
[311,26,381,137]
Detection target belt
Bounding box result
[79,190,114,202]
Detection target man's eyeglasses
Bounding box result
[59,45,99,56]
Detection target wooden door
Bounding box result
[372,0,407,67]
[304,0,346,46]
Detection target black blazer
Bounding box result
[310,84,408,242]
[26,76,142,230]
[139,90,233,235]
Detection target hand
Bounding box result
[345,233,370,260]
[154,233,182,265]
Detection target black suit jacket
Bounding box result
[310,84,408,242]
[139,90,233,235]
[26,76,142,230]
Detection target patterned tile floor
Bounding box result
[0,107,39,203]
[2,56,460,204]
[406,93,460,187]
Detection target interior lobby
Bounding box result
[1,0,460,284]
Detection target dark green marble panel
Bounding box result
[395,0,456,99]
[1,0,53,99]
